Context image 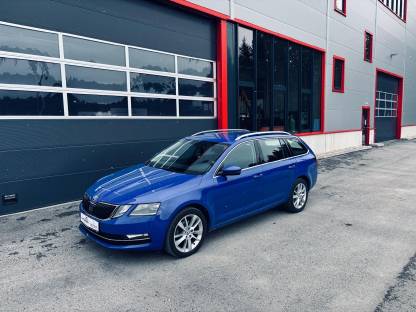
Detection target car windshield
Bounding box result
[146,139,229,175]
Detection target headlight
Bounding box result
[130,203,160,216]
[112,205,132,218]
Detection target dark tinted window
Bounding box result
[178,79,213,97]
[288,44,300,132]
[178,57,213,78]
[333,58,344,91]
[238,27,254,83]
[129,48,175,73]
[147,139,228,175]
[179,100,214,116]
[66,65,127,91]
[312,52,322,131]
[67,94,128,116]
[63,36,125,66]
[0,24,59,57]
[130,73,175,94]
[256,33,272,131]
[258,138,286,163]
[132,98,176,116]
[0,90,63,115]
[364,32,373,62]
[0,57,61,87]
[221,141,257,170]
[286,138,308,156]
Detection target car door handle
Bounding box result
[253,173,263,179]
[288,164,296,169]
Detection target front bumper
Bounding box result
[78,203,168,251]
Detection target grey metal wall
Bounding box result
[191,0,416,129]
[0,0,217,214]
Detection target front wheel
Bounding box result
[165,207,207,258]
[285,178,308,213]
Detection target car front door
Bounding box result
[205,140,265,226]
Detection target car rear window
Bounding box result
[257,138,287,163]
[285,138,308,156]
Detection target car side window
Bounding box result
[257,138,286,163]
[220,141,257,170]
[285,138,308,156]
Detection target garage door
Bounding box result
[375,73,400,142]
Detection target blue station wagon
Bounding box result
[79,130,318,257]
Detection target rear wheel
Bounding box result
[285,178,308,213]
[165,207,207,258]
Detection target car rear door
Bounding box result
[250,137,296,209]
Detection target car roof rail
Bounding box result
[235,131,293,140]
[192,129,250,136]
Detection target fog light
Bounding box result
[126,233,149,239]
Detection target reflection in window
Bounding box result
[312,52,322,131]
[221,141,257,170]
[0,57,61,87]
[178,57,213,78]
[238,27,254,83]
[132,97,176,116]
[288,44,300,132]
[0,24,59,57]
[256,33,272,131]
[178,79,213,97]
[0,90,63,115]
[179,100,214,116]
[364,32,373,62]
[66,65,127,91]
[300,48,312,132]
[63,36,125,66]
[258,138,286,163]
[129,48,175,73]
[130,73,175,94]
[67,94,128,116]
[333,57,345,92]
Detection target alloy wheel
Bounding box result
[293,183,307,209]
[174,214,203,253]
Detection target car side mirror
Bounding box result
[221,165,242,176]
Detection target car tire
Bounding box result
[285,178,309,213]
[165,207,207,258]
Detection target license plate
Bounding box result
[80,212,99,232]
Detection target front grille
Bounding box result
[82,197,117,220]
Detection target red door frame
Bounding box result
[362,106,371,145]
[374,68,404,141]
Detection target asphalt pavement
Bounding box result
[1,139,416,312]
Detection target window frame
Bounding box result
[332,55,345,93]
[334,0,347,16]
[0,20,216,119]
[364,31,373,63]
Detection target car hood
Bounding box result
[87,164,201,204]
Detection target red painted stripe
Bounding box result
[169,0,230,19]
[217,20,228,129]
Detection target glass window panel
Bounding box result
[335,0,346,12]
[238,27,254,83]
[333,58,344,91]
[287,43,300,132]
[68,93,127,116]
[178,57,213,78]
[0,24,59,57]
[312,52,322,131]
[258,138,286,163]
[66,65,127,91]
[132,97,176,116]
[365,32,373,62]
[272,90,285,131]
[130,73,175,94]
[286,138,308,156]
[179,100,214,116]
[63,36,125,66]
[239,86,254,130]
[301,48,313,132]
[221,141,257,170]
[0,57,61,87]
[256,33,272,131]
[0,90,63,115]
[178,79,213,97]
[129,48,175,73]
[274,39,288,88]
